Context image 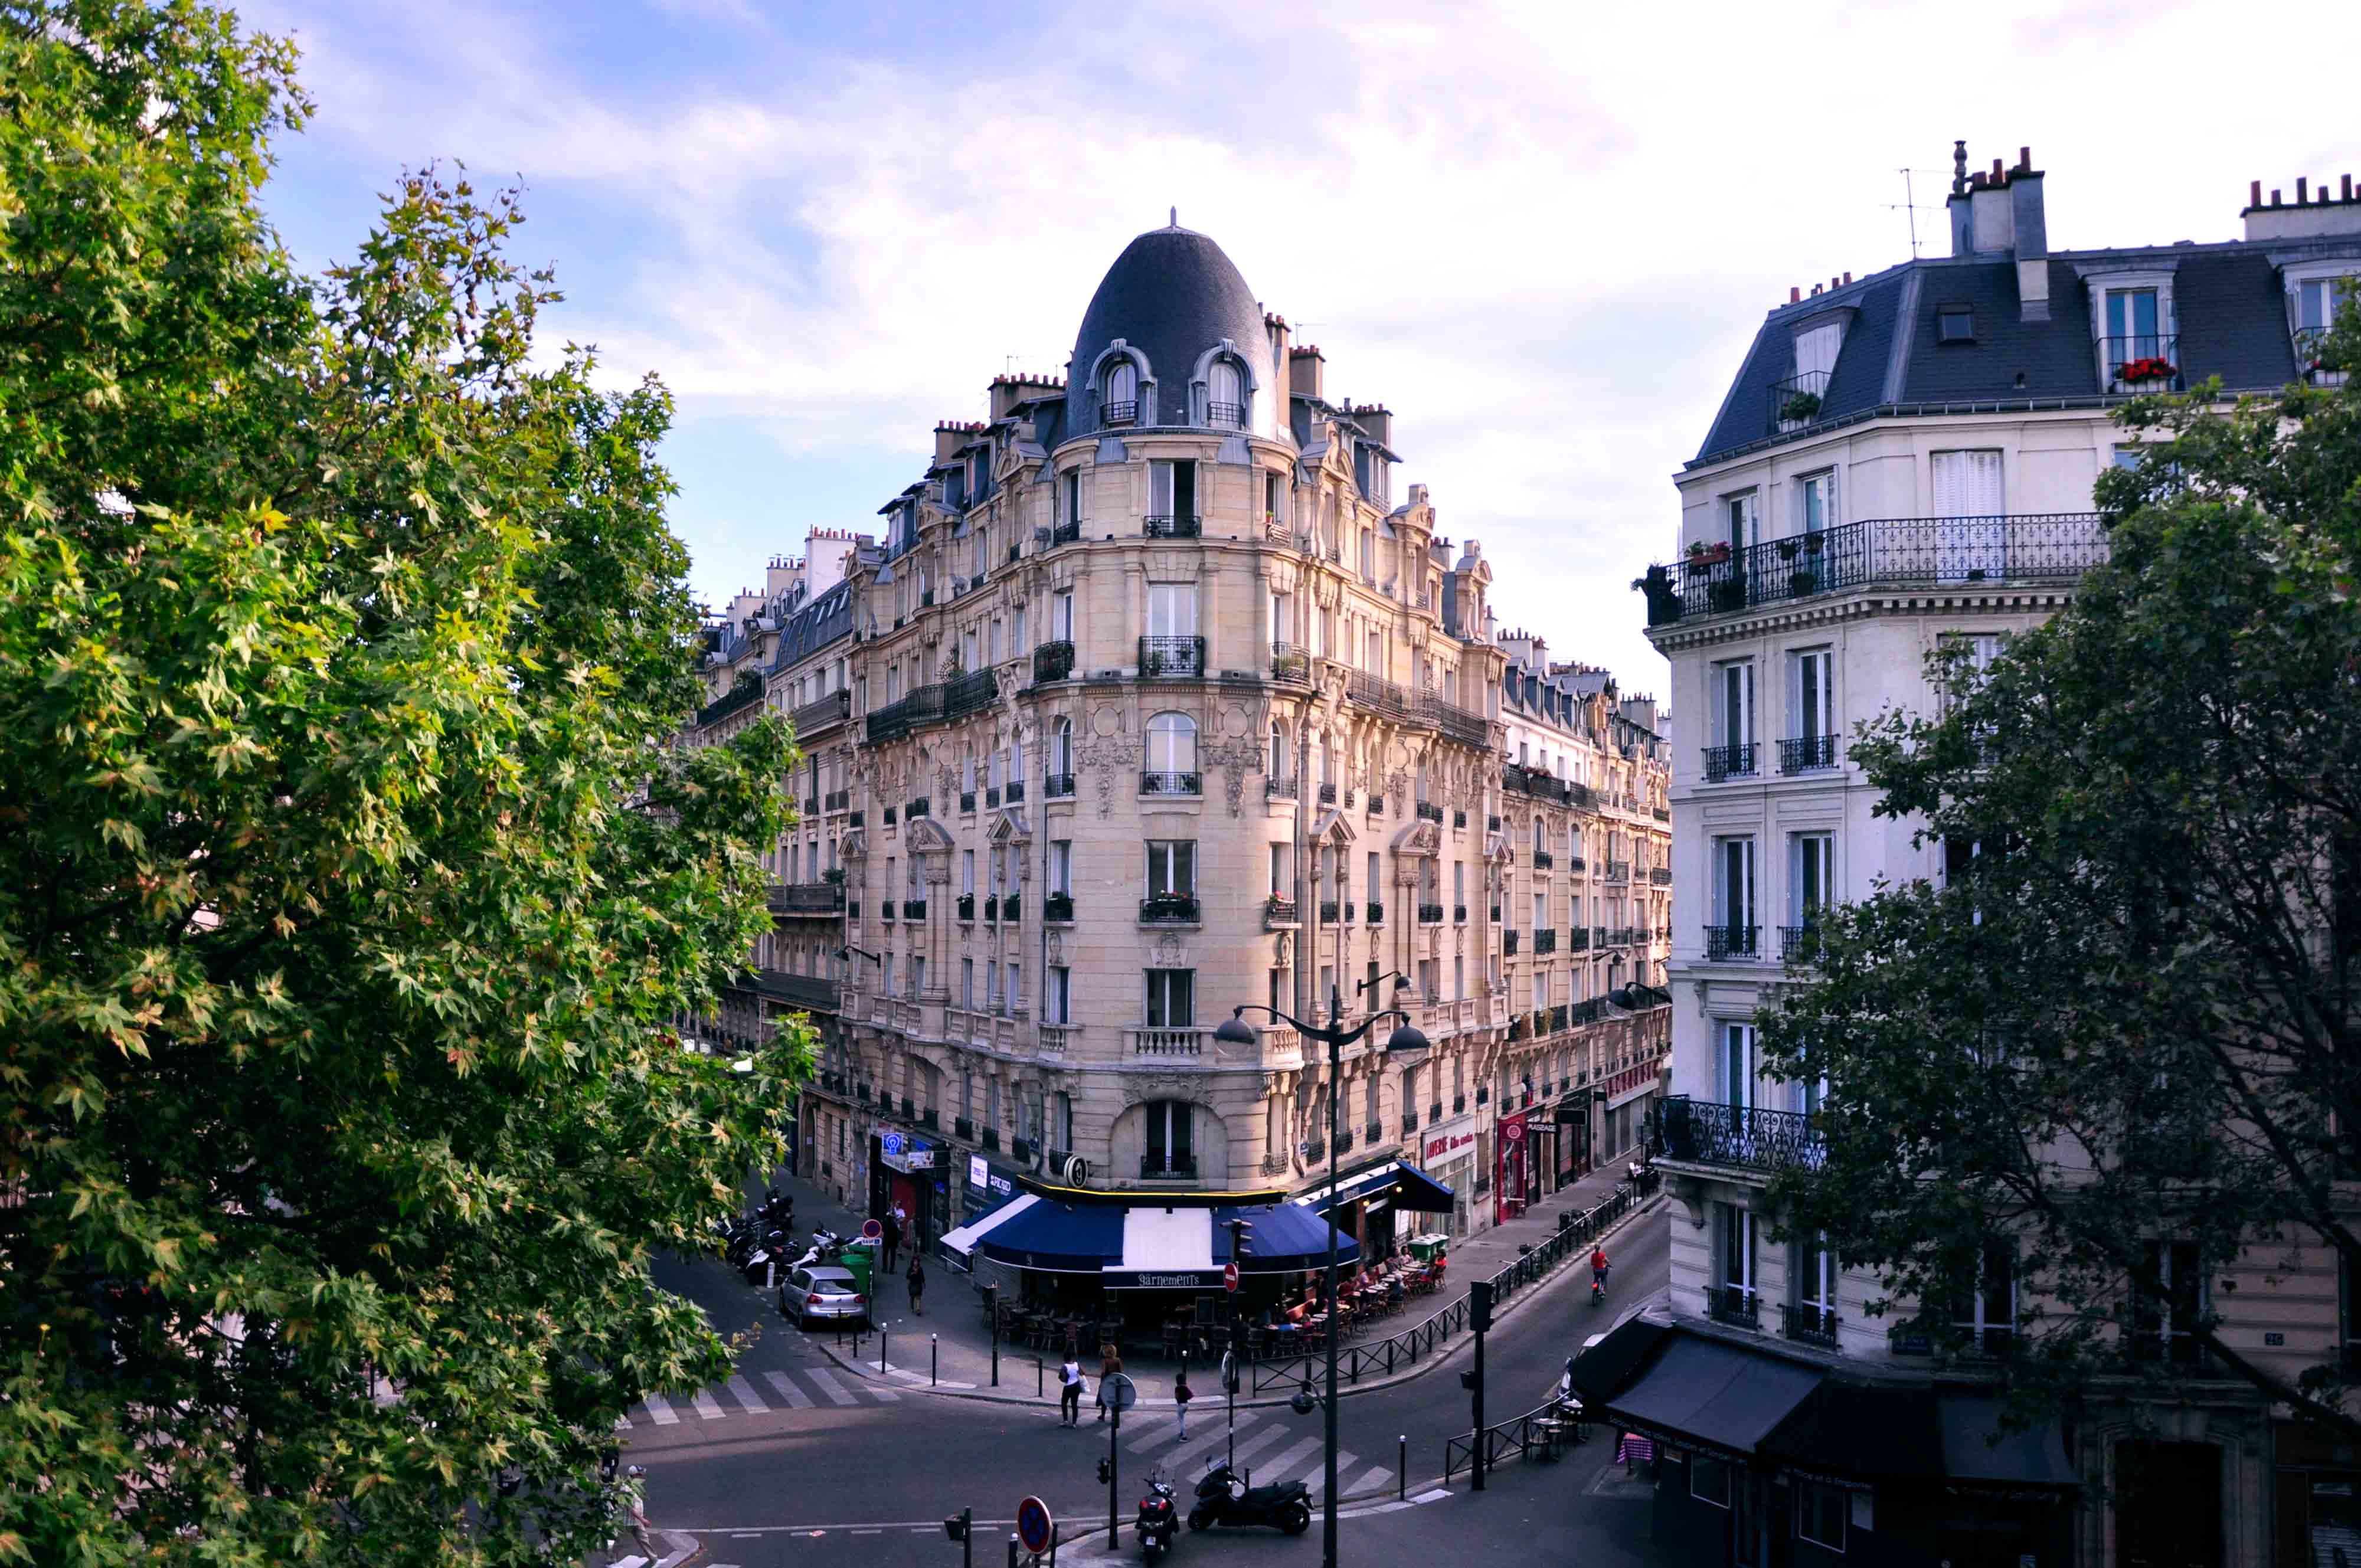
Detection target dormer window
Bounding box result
[2100,284,2176,390]
[1207,358,1245,428]
[2288,269,2355,381]
[1936,305,1975,343]
[1103,359,1139,427]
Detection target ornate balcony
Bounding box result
[1033,640,1075,683]
[1702,743,1758,783]
[1206,400,1245,428]
[1140,893,1201,925]
[1265,774,1299,801]
[1658,1096,1827,1173]
[1705,1285,1761,1331]
[1418,902,1444,925]
[1780,924,1824,962]
[1044,891,1075,922]
[1045,772,1075,798]
[1604,860,1630,884]
[1139,635,1205,677]
[1780,734,1840,773]
[1140,771,1201,797]
[1643,513,2109,628]
[1143,513,1201,540]
[1416,801,1444,823]
[1101,399,1137,427]
[1264,895,1299,928]
[1781,1302,1842,1348]
[1271,642,1312,685]
[1533,928,1557,955]
[1703,924,1760,961]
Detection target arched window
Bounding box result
[1531,817,1545,851]
[1052,717,1074,775]
[1269,720,1287,776]
[1142,1098,1195,1176]
[1104,358,1139,426]
[1146,711,1198,775]
[1208,358,1245,427]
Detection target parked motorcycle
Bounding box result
[1136,1469,1178,1562]
[1186,1461,1310,1537]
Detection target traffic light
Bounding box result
[943,1510,970,1543]
[1469,1279,1494,1333]
[1096,1457,1111,1484]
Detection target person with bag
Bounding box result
[1094,1344,1121,1423]
[1172,1367,1193,1439]
[905,1254,926,1315]
[1058,1352,1085,1426]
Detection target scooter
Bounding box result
[1187,1461,1310,1537]
[787,1226,849,1273]
[1136,1469,1178,1562]
[1590,1261,1611,1307]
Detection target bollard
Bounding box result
[881,1327,889,1376]
[932,1332,938,1386]
[1398,1433,1407,1501]
[1036,1356,1044,1398]
[766,1258,776,1292]
[1008,1533,1018,1568]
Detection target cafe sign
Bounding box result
[1422,1115,1477,1166]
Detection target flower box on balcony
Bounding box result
[1776,390,1822,426]
[1682,542,1731,575]
[2116,355,2177,388]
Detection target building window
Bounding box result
[1708,659,1755,780]
[2131,1239,2207,1367]
[1144,970,1195,1028]
[1690,1454,1733,1510]
[1723,490,1757,554]
[1146,840,1198,898]
[1935,303,1975,343]
[1711,836,1756,957]
[1146,711,1198,777]
[1796,1481,1847,1550]
[1714,1202,1757,1299]
[1268,842,1291,896]
[960,957,974,1009]
[1930,449,2004,520]
[1206,357,1245,427]
[1051,589,1074,641]
[1796,469,1836,536]
[1044,965,1070,1024]
[1719,1022,1755,1110]
[2102,285,2166,373]
[1049,840,1072,896]
[1147,582,1198,639]
[1149,460,1197,528]
[962,848,976,895]
[1948,1239,2017,1353]
[1143,1099,1194,1174]
[1060,469,1080,526]
[1789,833,1833,941]
[1051,718,1074,777]
[1103,358,1139,424]
[1269,720,1287,775]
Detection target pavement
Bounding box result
[763,1161,1660,1408]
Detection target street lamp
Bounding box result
[1213,973,1429,1568]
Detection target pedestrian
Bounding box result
[1059,1352,1084,1426]
[882,1209,902,1272]
[618,1464,653,1554]
[1172,1367,1193,1439]
[1095,1344,1121,1423]
[905,1253,926,1315]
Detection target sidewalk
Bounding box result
[755,1160,1660,1410]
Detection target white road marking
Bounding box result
[639,1392,679,1427]
[692,1387,728,1420]
[804,1366,860,1406]
[1155,1418,1263,1471]
[1220,1425,1292,1471]
[1355,1464,1395,1495]
[763,1370,814,1409]
[1120,1416,1179,1452]
[1303,1449,1359,1497]
[869,1382,901,1403]
[725,1374,769,1413]
[1254,1436,1325,1489]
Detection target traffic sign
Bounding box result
[861,1218,882,1240]
[1102,1371,1138,1412]
[1222,1262,1240,1293]
[1015,1495,1054,1555]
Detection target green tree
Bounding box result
[0,4,807,1561]
[1759,294,2361,1438]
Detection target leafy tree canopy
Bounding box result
[1760,292,2361,1436]
[0,2,806,1560]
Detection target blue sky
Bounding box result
[243,0,2360,695]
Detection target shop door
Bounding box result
[890,1174,920,1243]
[2117,1441,2221,1568]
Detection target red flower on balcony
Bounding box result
[2117,355,2177,384]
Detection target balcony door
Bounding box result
[1713,1201,1757,1305]
[1724,490,1758,555]
[1788,832,1833,954]
[1713,836,1756,955]
[1148,582,1198,640]
[1789,647,1834,757]
[1149,460,1196,528]
[1720,1022,1757,1112]
[1931,449,2005,581]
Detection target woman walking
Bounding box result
[1172,1367,1193,1439]
[1058,1353,1085,1426]
[905,1254,926,1315]
[1094,1344,1122,1423]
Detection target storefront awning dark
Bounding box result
[1601,1334,1824,1462]
[1761,1380,1945,1487]
[1937,1393,2078,1491]
[1294,1159,1456,1216]
[1565,1315,1673,1406]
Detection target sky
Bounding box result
[240,0,2361,698]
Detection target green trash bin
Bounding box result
[1407,1233,1450,1265]
[841,1237,879,1302]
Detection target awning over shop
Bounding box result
[1565,1315,1673,1406]
[1601,1334,1824,1461]
[957,1197,1361,1286]
[1760,1380,1945,1487]
[1293,1159,1456,1216]
[1936,1393,2078,1490]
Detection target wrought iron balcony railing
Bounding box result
[1780,924,1825,962]
[1365,901,1384,925]
[1045,772,1075,798]
[1658,1095,1827,1173]
[1418,902,1445,925]
[1265,775,1299,800]
[1532,849,1554,869]
[1206,400,1245,428]
[1702,742,1758,782]
[1140,771,1200,796]
[1045,891,1075,922]
[1781,1302,1842,1348]
[1533,928,1558,954]
[956,893,976,919]
[1139,1154,1198,1179]
[1101,399,1137,427]
[1265,895,1299,926]
[1050,520,1081,547]
[1033,640,1075,683]
[1140,893,1201,924]
[1271,642,1312,685]
[1780,734,1841,773]
[1644,513,2110,628]
[1703,924,1760,960]
[1417,801,1444,823]
[1139,635,1205,677]
[1705,1284,1761,1331]
[1503,929,1519,955]
[1144,513,1201,540]
[2100,332,2180,392]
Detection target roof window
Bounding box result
[1936,305,1975,343]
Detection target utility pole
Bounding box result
[1467,1279,1493,1490]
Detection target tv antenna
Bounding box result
[1885,168,1948,258]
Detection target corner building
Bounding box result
[817,222,1613,1263]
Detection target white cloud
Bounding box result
[254,0,2361,689]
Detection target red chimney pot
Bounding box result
[2345,175,2355,202]
[2298,176,2310,204]
[1790,286,1801,304]
[2019,145,2031,171]
[2272,189,2283,206]
[2251,179,2262,207]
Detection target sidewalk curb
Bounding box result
[805,1194,1666,1410]
[655,1528,701,1568]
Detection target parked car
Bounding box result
[781,1265,867,1328]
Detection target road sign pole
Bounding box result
[1106,1396,1121,1549]
[963,1507,973,1568]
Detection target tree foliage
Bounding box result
[1760,291,2361,1436]
[0,4,806,1560]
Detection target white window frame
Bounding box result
[1790,647,1834,747]
[1722,490,1758,554]
[1147,582,1198,639]
[1711,659,1755,749]
[1796,1480,1847,1553]
[1795,469,1837,536]
[2082,267,2177,388]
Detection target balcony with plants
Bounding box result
[1032,640,1075,683]
[1138,635,1205,677]
[1139,893,1201,925]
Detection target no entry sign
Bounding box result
[1222,1262,1240,1293]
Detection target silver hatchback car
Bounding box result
[781,1265,868,1328]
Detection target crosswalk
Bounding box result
[1116,1409,1399,1501]
[616,1365,903,1426]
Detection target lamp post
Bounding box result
[1214,975,1428,1568]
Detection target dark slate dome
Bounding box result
[1068,223,1268,431]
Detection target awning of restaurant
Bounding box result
[955,1195,1361,1286]
[1760,1380,1945,1487]
[1292,1158,1456,1216]
[1565,1314,1673,1406]
[1600,1333,1824,1462]
[1936,1392,2078,1490]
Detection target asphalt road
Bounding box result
[618,1206,1670,1568]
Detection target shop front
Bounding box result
[1547,1091,1592,1190]
[1419,1116,1480,1237]
[1294,1156,1457,1262]
[1600,1059,1662,1164]
[872,1127,946,1248]
[1493,1109,1533,1223]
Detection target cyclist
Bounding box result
[1590,1245,1611,1291]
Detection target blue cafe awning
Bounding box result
[1214,1202,1360,1274]
[1293,1159,1457,1217]
[947,1196,1362,1286]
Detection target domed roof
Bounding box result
[1068,222,1267,431]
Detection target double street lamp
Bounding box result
[1213,972,1429,1568]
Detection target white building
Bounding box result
[1578,145,2361,1568]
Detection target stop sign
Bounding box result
[1223,1262,1240,1293]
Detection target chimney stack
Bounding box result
[1947,139,1974,256]
[2009,147,2049,321]
[1289,345,1325,401]
[2242,171,2361,242]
